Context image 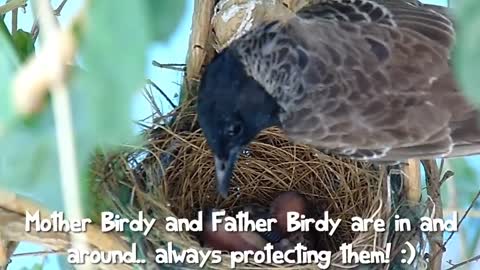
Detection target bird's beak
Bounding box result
[214,148,240,198]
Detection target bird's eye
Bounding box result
[226,122,243,137]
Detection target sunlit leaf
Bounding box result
[12,29,35,61]
[146,0,186,41]
[454,0,480,108]
[74,0,150,149]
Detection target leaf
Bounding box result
[0,0,185,214]
[145,0,186,41]
[0,11,64,211]
[0,22,20,134]
[0,105,64,210]
[449,158,479,207]
[453,0,480,108]
[74,0,150,150]
[12,29,35,61]
[450,158,477,183]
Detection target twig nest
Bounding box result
[211,0,294,51]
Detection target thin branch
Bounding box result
[446,254,480,270]
[0,0,26,15]
[33,1,90,269]
[31,20,39,42]
[147,79,177,109]
[152,60,186,72]
[11,250,67,257]
[31,0,69,43]
[439,170,454,186]
[443,189,480,247]
[422,160,444,270]
[11,7,17,33]
[443,208,480,218]
[53,0,68,16]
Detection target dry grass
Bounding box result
[90,98,420,269]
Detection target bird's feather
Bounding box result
[229,0,480,161]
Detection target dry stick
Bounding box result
[422,160,444,270]
[446,254,480,270]
[152,60,186,72]
[443,190,480,247]
[0,203,131,270]
[147,79,177,109]
[33,1,90,269]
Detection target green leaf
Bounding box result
[146,0,186,41]
[0,107,64,211]
[450,158,476,182]
[12,29,35,61]
[453,0,480,109]
[74,0,150,149]
[0,21,20,135]
[0,11,64,211]
[0,0,185,215]
[449,158,479,207]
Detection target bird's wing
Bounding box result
[232,0,480,161]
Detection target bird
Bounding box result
[270,191,308,236]
[241,191,309,244]
[197,0,480,198]
[269,191,317,251]
[199,208,267,251]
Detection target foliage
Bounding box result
[454,0,480,109]
[0,0,186,212]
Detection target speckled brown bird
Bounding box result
[197,0,480,197]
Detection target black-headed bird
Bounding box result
[197,0,480,198]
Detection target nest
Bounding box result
[89,98,428,269]
[0,1,447,269]
[88,1,433,268]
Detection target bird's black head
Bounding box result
[197,48,281,198]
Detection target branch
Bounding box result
[13,4,84,116]
[0,0,26,15]
[31,0,70,43]
[54,0,69,16]
[31,0,89,269]
[152,60,186,72]
[147,79,177,109]
[422,160,444,270]
[443,189,480,247]
[0,190,132,270]
[11,7,18,33]
[446,254,480,270]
